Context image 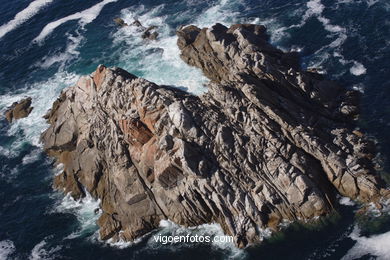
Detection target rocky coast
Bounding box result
[40,23,390,248]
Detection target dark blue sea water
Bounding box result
[0,0,390,259]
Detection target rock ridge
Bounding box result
[41,23,389,248]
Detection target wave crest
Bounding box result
[0,0,54,39]
[33,0,118,43]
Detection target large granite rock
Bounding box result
[5,97,33,122]
[41,23,390,248]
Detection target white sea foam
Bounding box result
[55,192,101,239]
[147,220,245,258]
[102,219,242,251]
[305,0,325,16]
[366,199,390,217]
[33,0,118,43]
[22,148,42,165]
[304,0,347,49]
[113,0,263,94]
[339,196,356,206]
[352,83,365,93]
[258,227,272,241]
[0,145,20,159]
[54,163,64,176]
[193,0,271,31]
[105,235,135,249]
[278,219,293,229]
[0,240,15,260]
[36,33,84,69]
[0,71,78,150]
[193,0,242,28]
[342,226,390,260]
[366,0,380,7]
[337,0,380,7]
[290,46,304,52]
[0,0,54,39]
[29,238,61,260]
[113,4,208,94]
[299,0,368,77]
[350,61,367,76]
[0,167,19,184]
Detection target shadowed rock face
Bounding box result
[41,23,390,248]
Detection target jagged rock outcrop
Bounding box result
[41,23,390,248]
[141,26,158,41]
[113,18,158,40]
[5,97,33,122]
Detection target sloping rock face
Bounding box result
[5,97,33,122]
[41,23,390,248]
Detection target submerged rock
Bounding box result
[141,26,159,40]
[41,23,390,248]
[113,18,128,27]
[5,97,33,122]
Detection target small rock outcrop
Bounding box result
[131,19,143,28]
[5,97,33,122]
[113,17,128,27]
[41,23,390,248]
[113,18,159,40]
[141,26,158,40]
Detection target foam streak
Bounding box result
[0,0,54,39]
[342,226,390,260]
[33,0,118,43]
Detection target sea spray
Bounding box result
[29,238,62,260]
[54,191,101,240]
[0,240,15,260]
[112,4,209,94]
[342,225,390,260]
[0,71,78,149]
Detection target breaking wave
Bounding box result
[0,0,54,39]
[112,4,208,94]
[112,0,262,94]
[33,0,118,43]
[0,240,15,260]
[342,226,390,260]
[54,192,101,240]
[303,0,365,75]
[35,33,84,70]
[0,71,78,149]
[29,238,62,260]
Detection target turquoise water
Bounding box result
[0,0,389,259]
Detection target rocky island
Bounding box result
[41,23,390,248]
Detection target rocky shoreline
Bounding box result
[41,23,389,248]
